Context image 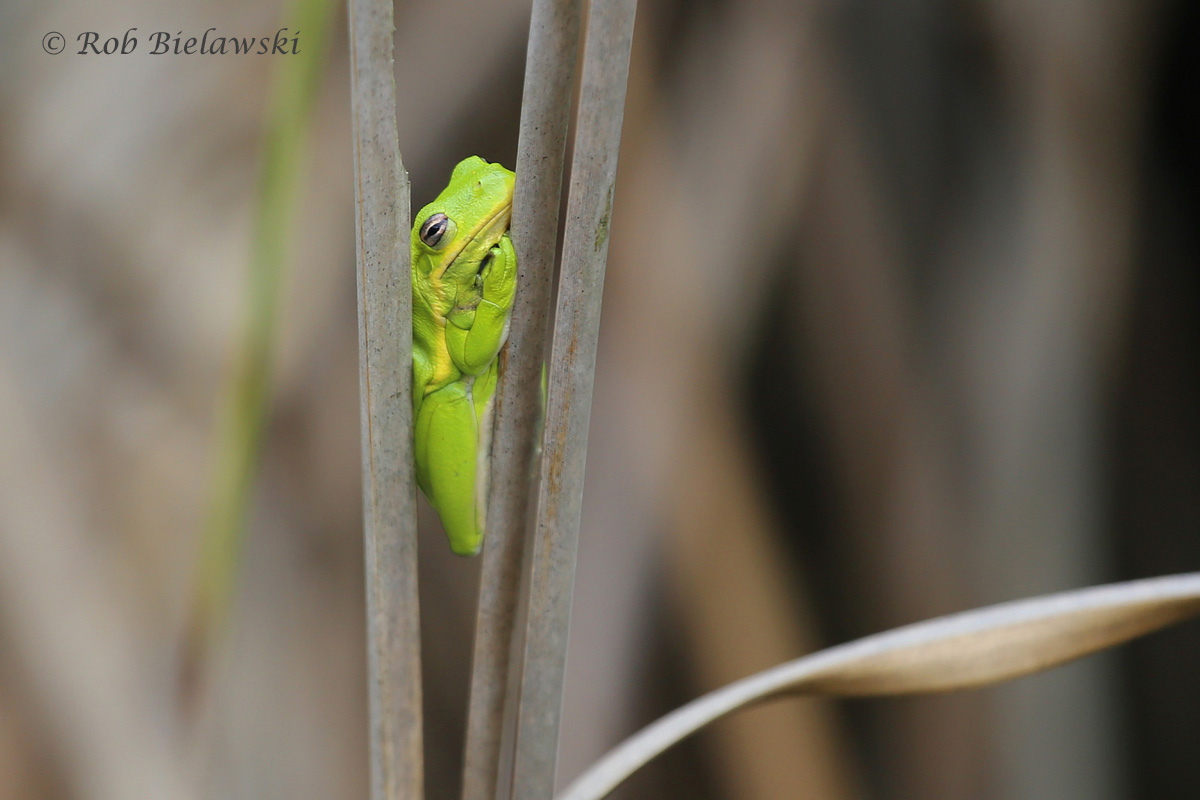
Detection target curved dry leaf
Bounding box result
[558,573,1200,800]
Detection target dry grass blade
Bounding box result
[184,0,334,701]
[508,1,638,798]
[348,0,422,797]
[558,573,1200,800]
[461,2,583,800]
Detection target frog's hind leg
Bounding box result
[414,381,484,556]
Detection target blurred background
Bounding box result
[1,0,1197,799]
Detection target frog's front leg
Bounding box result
[414,380,485,556]
[445,234,517,375]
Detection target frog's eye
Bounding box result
[419,213,455,249]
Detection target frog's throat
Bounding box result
[432,203,513,281]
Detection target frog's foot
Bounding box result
[479,233,516,309]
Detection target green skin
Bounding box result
[412,157,517,556]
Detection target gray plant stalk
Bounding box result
[348,0,422,796]
[461,3,584,800]
[508,1,640,798]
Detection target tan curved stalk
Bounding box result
[559,573,1200,800]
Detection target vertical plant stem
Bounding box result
[185,0,334,696]
[348,0,423,796]
[460,2,584,799]
[508,2,639,797]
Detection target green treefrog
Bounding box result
[411,156,517,556]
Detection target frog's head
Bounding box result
[412,156,515,299]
